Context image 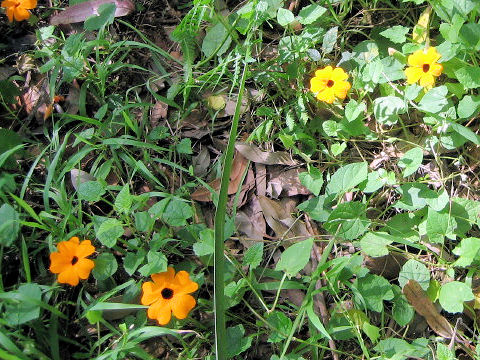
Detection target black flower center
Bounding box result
[161,288,174,299]
[326,80,335,88]
[422,64,430,73]
[71,256,79,265]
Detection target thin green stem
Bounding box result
[269,272,287,314]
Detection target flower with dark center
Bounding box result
[1,0,37,22]
[405,47,443,88]
[310,66,351,104]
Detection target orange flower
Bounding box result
[1,0,37,22]
[310,66,351,104]
[49,237,95,286]
[141,267,198,325]
[404,47,443,88]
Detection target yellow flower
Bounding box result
[141,267,198,325]
[404,47,443,88]
[49,237,95,286]
[310,66,351,104]
[1,0,37,22]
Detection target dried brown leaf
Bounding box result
[235,142,297,166]
[50,0,134,25]
[403,279,453,338]
[364,253,407,280]
[266,168,310,198]
[235,196,266,248]
[150,100,168,127]
[192,147,210,177]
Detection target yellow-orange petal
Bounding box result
[315,66,333,79]
[317,88,335,104]
[22,0,36,9]
[148,299,171,325]
[1,0,16,7]
[310,77,326,93]
[14,7,30,21]
[75,240,95,259]
[405,66,423,84]
[424,47,441,64]
[49,252,72,274]
[5,7,14,22]
[58,266,80,286]
[57,237,80,256]
[141,281,162,305]
[151,267,175,286]
[74,258,94,279]
[171,294,196,320]
[333,81,351,99]
[407,49,425,67]
[173,271,199,294]
[331,67,348,82]
[430,63,443,77]
[419,73,435,88]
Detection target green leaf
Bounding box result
[374,338,429,359]
[138,250,167,277]
[306,301,331,339]
[330,142,347,156]
[398,259,430,291]
[86,310,103,324]
[373,96,406,125]
[176,138,193,155]
[242,242,263,269]
[380,25,410,43]
[154,198,193,227]
[267,311,292,343]
[439,281,474,313]
[454,66,480,89]
[398,147,423,177]
[0,129,23,169]
[457,95,480,119]
[78,181,106,202]
[123,249,146,276]
[297,195,335,222]
[448,121,480,145]
[298,4,326,24]
[426,207,457,244]
[418,86,449,113]
[276,8,294,26]
[226,324,252,358]
[201,22,232,58]
[4,283,42,326]
[359,232,396,257]
[114,184,132,214]
[84,3,116,31]
[355,274,394,312]
[193,228,215,256]
[392,285,414,326]
[345,99,366,122]
[92,253,118,281]
[394,183,434,210]
[436,343,455,360]
[362,322,380,343]
[324,201,370,240]
[298,167,323,196]
[325,162,368,196]
[134,211,154,232]
[322,26,338,54]
[453,237,480,267]
[0,203,19,247]
[96,218,124,248]
[275,238,314,277]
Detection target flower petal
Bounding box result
[171,294,196,320]
[151,267,175,287]
[172,271,199,295]
[57,237,80,257]
[5,7,14,22]
[1,0,16,7]
[58,266,80,286]
[310,77,326,93]
[317,88,335,104]
[333,80,351,99]
[407,49,425,67]
[22,0,37,9]
[315,66,333,79]
[49,252,72,274]
[147,299,172,325]
[14,7,30,20]
[430,63,443,77]
[419,73,435,88]
[332,67,348,81]
[75,240,95,259]
[404,66,423,84]
[424,47,441,64]
[74,258,94,280]
[141,281,162,305]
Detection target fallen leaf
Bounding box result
[191,152,248,202]
[20,77,53,121]
[50,0,134,25]
[192,147,210,177]
[150,100,168,127]
[235,142,298,166]
[235,196,266,248]
[364,253,407,280]
[403,279,453,339]
[255,163,267,197]
[266,168,310,198]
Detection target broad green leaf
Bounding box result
[114,184,132,214]
[374,338,430,359]
[392,285,414,326]
[355,274,393,312]
[242,242,263,269]
[276,8,294,26]
[418,86,449,113]
[448,121,480,145]
[78,180,106,202]
[394,183,435,210]
[306,301,331,339]
[4,283,42,326]
[398,147,423,177]
[154,198,193,227]
[176,138,193,155]
[452,237,480,267]
[380,25,410,43]
[96,218,124,248]
[345,99,366,122]
[362,322,380,343]
[193,228,215,257]
[457,95,480,119]
[84,3,116,31]
[373,96,406,125]
[426,207,457,244]
[359,232,396,257]
[425,188,449,211]
[398,259,430,290]
[322,26,338,54]
[439,281,474,313]
[297,195,335,222]
[0,128,23,169]
[123,249,146,276]
[201,22,232,58]
[226,324,252,358]
[275,238,314,277]
[298,4,326,24]
[0,203,19,247]
[324,201,370,240]
[267,311,292,343]
[325,162,368,196]
[138,250,167,277]
[299,167,323,196]
[436,343,455,360]
[454,66,480,89]
[134,211,154,232]
[92,253,118,281]
[330,142,347,156]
